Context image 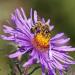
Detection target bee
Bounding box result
[30,17,51,38]
[42,24,51,38]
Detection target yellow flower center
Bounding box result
[32,33,50,52]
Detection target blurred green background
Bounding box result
[0,0,75,75]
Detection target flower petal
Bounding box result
[8,51,26,58]
[46,19,50,25]
[34,10,37,23]
[52,38,70,45]
[42,18,45,23]
[53,46,75,52]
[50,25,54,31]
[0,35,14,40]
[41,65,45,75]
[59,70,64,75]
[51,33,64,40]
[23,57,34,67]
[3,25,15,34]
[53,51,75,64]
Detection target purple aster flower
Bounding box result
[1,8,75,75]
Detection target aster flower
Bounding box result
[1,8,75,75]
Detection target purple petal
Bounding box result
[30,8,32,20]
[53,46,75,52]
[15,9,30,31]
[29,8,34,26]
[48,64,56,75]
[50,25,54,31]
[59,70,64,75]
[52,38,70,45]
[11,13,15,22]
[27,18,33,29]
[41,65,45,75]
[53,58,64,70]
[15,8,24,22]
[23,57,34,67]
[8,51,26,58]
[42,18,45,23]
[21,8,33,30]
[11,14,32,39]
[53,51,75,64]
[3,25,15,34]
[46,19,50,25]
[51,33,64,40]
[15,37,32,47]
[49,46,53,60]
[30,50,39,59]
[0,35,14,40]
[34,10,37,23]
[20,8,27,21]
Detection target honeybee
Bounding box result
[30,20,51,38]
